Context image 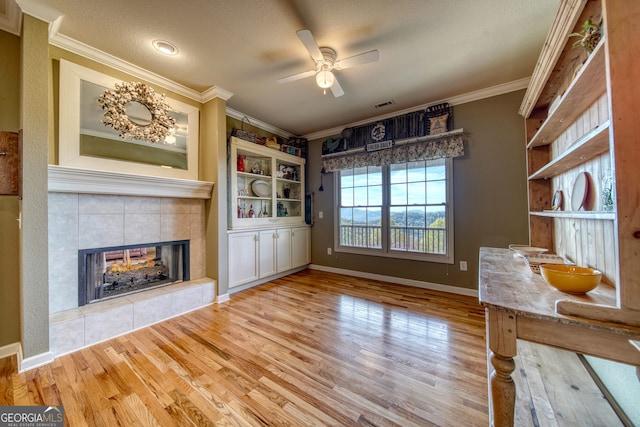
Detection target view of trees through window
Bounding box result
[339,159,448,256]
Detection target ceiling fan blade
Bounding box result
[334,50,379,70]
[278,69,316,84]
[296,29,324,62]
[330,77,344,97]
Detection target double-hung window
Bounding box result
[336,158,453,263]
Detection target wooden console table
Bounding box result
[479,247,640,427]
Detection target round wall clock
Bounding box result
[371,123,386,141]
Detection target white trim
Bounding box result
[19,351,54,373]
[304,77,530,141]
[0,342,22,360]
[59,60,201,181]
[216,293,230,303]
[333,158,455,265]
[51,34,205,102]
[0,0,22,35]
[202,86,234,102]
[48,165,214,199]
[15,0,63,38]
[308,264,478,297]
[226,107,294,139]
[50,34,235,105]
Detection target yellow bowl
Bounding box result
[540,264,602,294]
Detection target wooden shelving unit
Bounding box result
[528,120,609,180]
[530,210,614,220]
[527,39,606,149]
[481,2,640,425]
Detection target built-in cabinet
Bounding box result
[520,0,640,325]
[228,136,310,290]
[229,136,305,229]
[228,226,310,289]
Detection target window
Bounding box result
[336,158,453,263]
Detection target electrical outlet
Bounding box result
[319,211,324,219]
[327,247,332,255]
[460,261,468,271]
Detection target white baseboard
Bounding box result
[308,264,478,297]
[19,351,55,373]
[216,293,230,303]
[0,342,22,360]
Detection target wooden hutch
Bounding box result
[480,0,640,425]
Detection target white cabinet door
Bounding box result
[259,229,276,278]
[291,226,310,268]
[275,228,291,272]
[228,231,258,288]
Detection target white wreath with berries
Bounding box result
[97,81,176,143]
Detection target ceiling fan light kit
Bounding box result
[316,69,335,90]
[278,29,379,97]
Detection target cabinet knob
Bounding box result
[0,152,6,156]
[633,230,640,239]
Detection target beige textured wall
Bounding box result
[202,98,228,294]
[0,29,21,347]
[20,15,51,358]
[308,90,530,290]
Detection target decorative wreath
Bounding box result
[97,81,176,143]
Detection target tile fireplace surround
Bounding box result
[47,165,215,357]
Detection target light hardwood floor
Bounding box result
[0,270,622,426]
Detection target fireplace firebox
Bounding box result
[79,240,189,306]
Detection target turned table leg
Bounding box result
[486,308,517,427]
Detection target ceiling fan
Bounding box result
[278,29,379,97]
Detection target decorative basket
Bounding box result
[232,116,257,143]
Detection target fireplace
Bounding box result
[79,240,190,306]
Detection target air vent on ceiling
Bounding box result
[374,100,395,109]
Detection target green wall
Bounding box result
[308,90,530,290]
[20,15,51,359]
[0,29,21,348]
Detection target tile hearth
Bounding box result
[50,277,215,356]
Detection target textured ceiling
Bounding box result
[3,0,559,137]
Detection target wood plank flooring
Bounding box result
[0,270,622,426]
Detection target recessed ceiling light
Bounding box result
[152,40,179,56]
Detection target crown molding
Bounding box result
[0,0,21,35]
[202,85,234,102]
[226,107,294,139]
[50,33,208,102]
[14,0,63,38]
[303,77,531,141]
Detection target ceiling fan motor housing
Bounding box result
[318,47,337,70]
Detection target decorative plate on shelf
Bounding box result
[571,172,591,211]
[552,190,563,211]
[251,180,271,197]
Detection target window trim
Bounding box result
[334,158,454,264]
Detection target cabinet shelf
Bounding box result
[528,39,606,149]
[276,177,300,184]
[529,120,610,180]
[530,210,615,220]
[238,196,270,201]
[230,136,306,229]
[238,171,271,179]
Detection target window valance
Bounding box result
[321,129,465,172]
